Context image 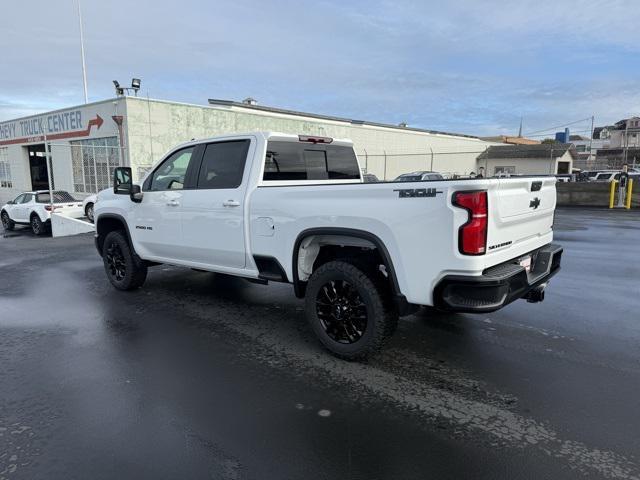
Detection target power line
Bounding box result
[526,129,593,139]
[524,117,592,136]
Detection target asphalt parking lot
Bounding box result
[1,207,639,479]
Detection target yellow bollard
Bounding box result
[609,180,617,208]
[626,179,634,209]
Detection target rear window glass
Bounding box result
[36,191,76,203]
[263,141,360,181]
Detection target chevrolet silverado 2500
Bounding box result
[94,132,562,359]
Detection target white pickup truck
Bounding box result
[94,132,562,359]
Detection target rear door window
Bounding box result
[196,140,250,189]
[263,141,360,181]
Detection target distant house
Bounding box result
[595,117,640,168]
[592,126,613,141]
[477,143,576,175]
[567,132,611,169]
[569,134,595,164]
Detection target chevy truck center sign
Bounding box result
[0,110,104,146]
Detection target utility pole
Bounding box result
[588,115,594,166]
[624,118,629,166]
[77,0,88,103]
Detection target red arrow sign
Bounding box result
[0,114,104,146]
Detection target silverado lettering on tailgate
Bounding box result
[393,188,443,198]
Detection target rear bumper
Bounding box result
[433,243,563,313]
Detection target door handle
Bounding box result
[222,200,240,207]
[166,200,180,207]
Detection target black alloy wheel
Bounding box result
[102,230,148,290]
[305,260,398,360]
[316,279,368,344]
[105,241,127,282]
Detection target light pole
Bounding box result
[42,123,54,212]
[77,0,88,103]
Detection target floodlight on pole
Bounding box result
[112,78,141,96]
[131,78,141,96]
[113,80,124,96]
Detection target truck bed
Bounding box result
[249,177,556,306]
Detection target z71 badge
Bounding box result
[393,188,443,198]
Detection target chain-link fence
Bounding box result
[575,147,640,172]
[356,149,487,181]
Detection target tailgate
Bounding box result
[53,201,84,217]
[486,177,556,255]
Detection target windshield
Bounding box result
[397,175,423,182]
[35,191,76,203]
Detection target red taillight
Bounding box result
[298,135,333,144]
[45,205,56,211]
[453,190,488,255]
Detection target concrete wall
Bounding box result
[556,182,640,208]
[2,95,497,203]
[125,97,495,181]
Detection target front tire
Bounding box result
[102,230,147,290]
[305,260,398,360]
[31,214,46,236]
[85,203,94,223]
[1,211,14,231]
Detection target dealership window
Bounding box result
[0,147,12,188]
[71,137,121,194]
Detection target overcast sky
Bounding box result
[1,0,638,137]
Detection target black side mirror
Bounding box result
[114,167,133,194]
[130,184,143,203]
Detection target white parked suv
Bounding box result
[1,190,84,235]
[94,132,563,359]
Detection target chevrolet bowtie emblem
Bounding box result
[530,197,541,209]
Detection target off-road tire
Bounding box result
[102,230,147,291]
[30,214,46,236]
[1,211,14,231]
[305,260,398,360]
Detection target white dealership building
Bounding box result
[0,96,495,204]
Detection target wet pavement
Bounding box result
[1,207,639,479]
